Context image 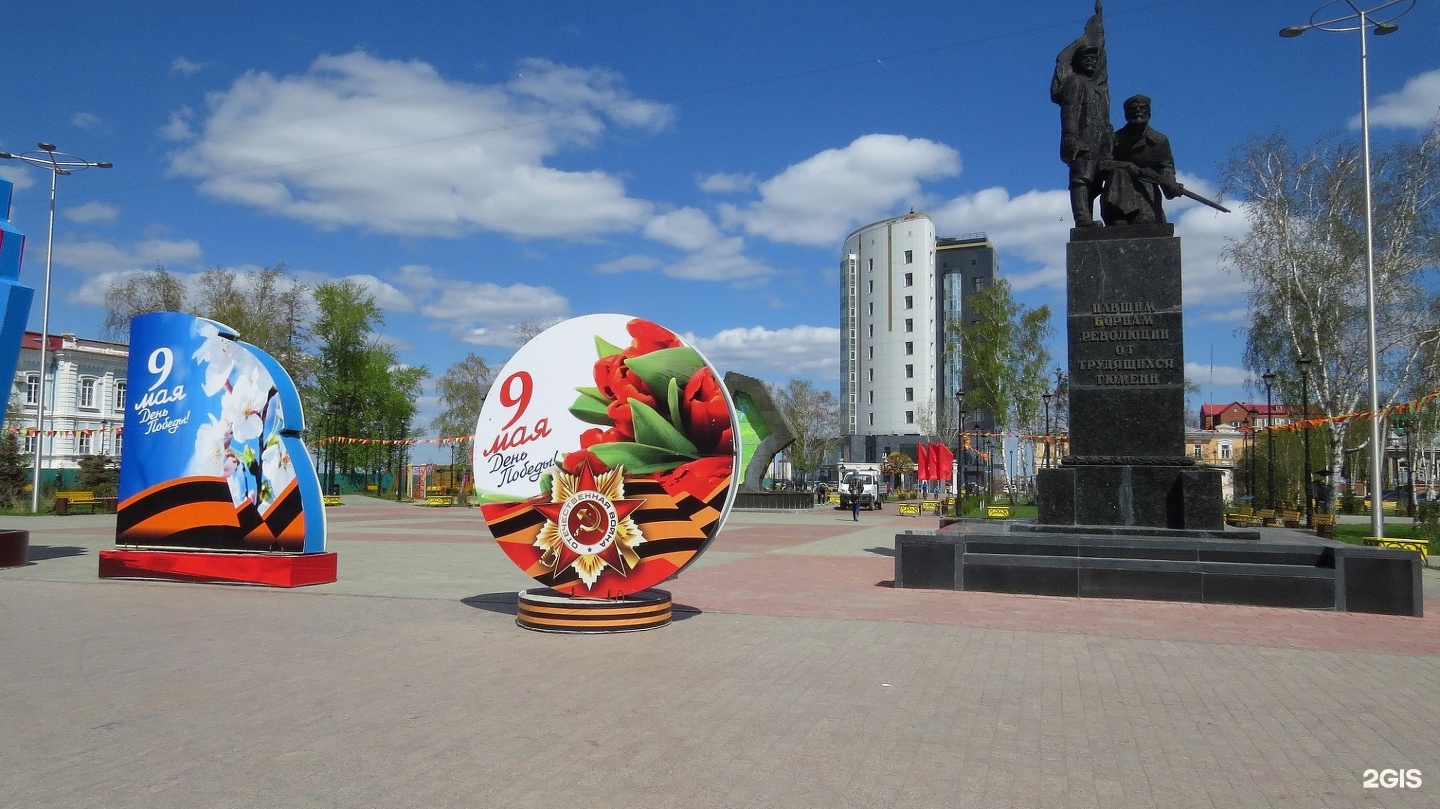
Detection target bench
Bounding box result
[1282,509,1302,528]
[1314,513,1335,539]
[54,490,115,514]
[1225,506,1255,527]
[1257,508,1277,526]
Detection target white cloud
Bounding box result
[1360,68,1440,130]
[158,107,195,141]
[658,237,778,283]
[697,172,755,193]
[1174,195,1251,307]
[71,112,105,132]
[685,325,839,380]
[171,57,207,77]
[595,255,660,274]
[931,186,1070,292]
[420,280,570,346]
[1195,307,1252,324]
[644,207,721,250]
[0,166,35,194]
[722,134,960,247]
[338,274,413,312]
[55,238,203,274]
[167,51,667,239]
[1185,361,1251,387]
[64,201,118,224]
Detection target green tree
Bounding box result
[0,431,28,508]
[1223,124,1440,510]
[76,454,119,497]
[103,265,187,338]
[954,279,1053,493]
[191,264,312,387]
[432,353,493,474]
[771,379,841,481]
[307,281,426,490]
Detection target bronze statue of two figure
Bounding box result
[1052,1,1228,229]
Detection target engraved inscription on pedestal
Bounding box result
[1065,231,1186,461]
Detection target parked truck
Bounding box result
[837,462,884,510]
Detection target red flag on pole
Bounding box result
[936,444,954,482]
[917,443,930,481]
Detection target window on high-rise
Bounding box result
[868,369,874,382]
[973,277,984,291]
[904,250,913,264]
[868,347,874,360]
[905,411,914,424]
[867,324,874,338]
[904,318,913,333]
[867,302,874,316]
[905,342,913,355]
[905,365,913,378]
[904,295,913,310]
[868,391,874,404]
[904,272,913,287]
[905,388,913,402]
[868,413,874,426]
[867,280,874,293]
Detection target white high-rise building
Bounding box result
[840,212,997,463]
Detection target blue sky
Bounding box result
[2,0,1438,449]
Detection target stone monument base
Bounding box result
[893,525,1423,616]
[1037,464,1224,530]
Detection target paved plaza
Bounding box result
[2,498,1437,808]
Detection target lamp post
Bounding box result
[1245,420,1256,503]
[972,421,983,507]
[1298,355,1314,526]
[0,143,112,512]
[1281,0,1411,538]
[1042,390,1053,470]
[954,389,965,517]
[1263,369,1277,510]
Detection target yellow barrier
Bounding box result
[986,505,1011,519]
[898,503,919,516]
[322,494,342,506]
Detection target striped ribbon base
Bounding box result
[516,588,672,634]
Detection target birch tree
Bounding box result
[1223,125,1440,507]
[955,279,1053,496]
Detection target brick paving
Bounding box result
[1,498,1437,808]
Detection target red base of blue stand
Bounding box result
[98,549,337,587]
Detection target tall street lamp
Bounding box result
[1263,369,1277,511]
[954,389,965,517]
[0,143,112,512]
[1281,0,1411,539]
[1042,390,1053,470]
[1298,355,1314,526]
